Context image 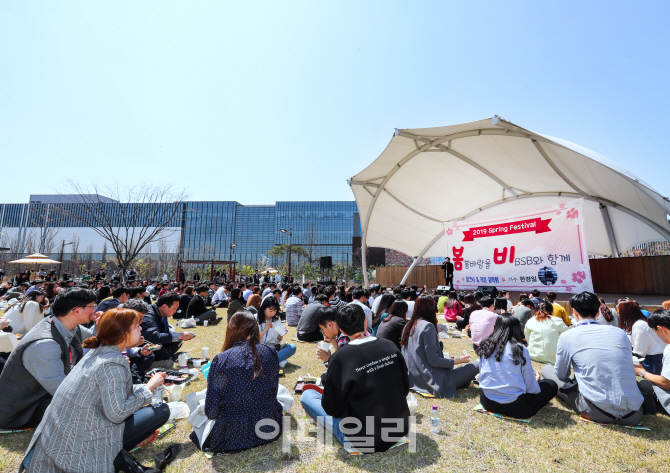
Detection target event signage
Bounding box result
[445,199,593,293]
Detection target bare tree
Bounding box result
[26,203,59,255]
[302,224,320,265]
[55,181,186,282]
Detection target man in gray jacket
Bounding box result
[0,287,97,429]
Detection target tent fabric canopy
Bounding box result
[349,117,670,286]
[10,253,62,264]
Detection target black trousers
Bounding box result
[297,329,324,342]
[129,353,155,377]
[480,379,558,419]
[445,274,453,287]
[24,396,53,429]
[638,379,669,415]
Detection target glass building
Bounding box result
[0,198,361,267]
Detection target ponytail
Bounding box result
[83,336,101,349]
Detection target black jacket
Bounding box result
[141,304,175,347]
[187,294,207,318]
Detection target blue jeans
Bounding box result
[299,390,346,446]
[278,344,297,363]
[122,403,170,451]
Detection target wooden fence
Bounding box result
[376,255,670,296]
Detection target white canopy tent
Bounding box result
[349,116,670,286]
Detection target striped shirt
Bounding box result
[284,296,303,326]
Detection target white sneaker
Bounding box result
[279,360,288,368]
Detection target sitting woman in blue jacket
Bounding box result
[190,310,283,453]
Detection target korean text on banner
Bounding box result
[445,199,593,293]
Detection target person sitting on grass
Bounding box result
[479,314,558,419]
[443,291,463,323]
[191,311,282,453]
[285,286,304,327]
[300,304,410,453]
[119,299,158,378]
[469,296,498,351]
[636,309,670,416]
[186,285,218,325]
[256,296,296,367]
[141,292,195,370]
[20,308,170,473]
[524,302,569,365]
[542,292,644,426]
[546,292,572,326]
[401,295,479,398]
[314,306,348,367]
[0,288,97,430]
[375,300,408,349]
[370,294,396,336]
[297,295,329,342]
[226,288,246,322]
[618,300,666,376]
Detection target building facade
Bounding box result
[0,196,360,268]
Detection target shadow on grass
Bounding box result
[0,430,33,454]
[334,433,440,472]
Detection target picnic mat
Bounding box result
[579,417,650,431]
[129,422,177,453]
[0,428,31,434]
[473,404,532,423]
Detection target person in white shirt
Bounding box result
[255,297,296,367]
[619,300,667,375]
[212,285,229,308]
[501,290,513,311]
[636,310,670,416]
[348,289,373,332]
[401,288,415,318]
[4,290,48,336]
[162,273,168,282]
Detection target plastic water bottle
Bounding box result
[430,405,440,433]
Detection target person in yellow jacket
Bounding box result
[546,292,572,326]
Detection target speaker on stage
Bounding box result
[320,256,332,269]
[476,286,499,298]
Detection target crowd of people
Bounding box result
[1,268,670,468]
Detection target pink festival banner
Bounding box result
[445,198,593,293]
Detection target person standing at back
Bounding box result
[542,292,644,426]
[441,257,454,287]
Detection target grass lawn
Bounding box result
[1,308,669,472]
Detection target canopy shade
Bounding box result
[10,253,62,265]
[349,117,670,286]
[262,267,279,274]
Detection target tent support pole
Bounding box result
[599,204,620,257]
[400,230,445,285]
[362,242,368,287]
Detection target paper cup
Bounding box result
[318,342,331,352]
[202,347,209,359]
[203,320,209,327]
[193,359,202,368]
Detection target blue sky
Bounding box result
[1,1,669,204]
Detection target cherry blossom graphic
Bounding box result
[559,203,566,209]
[446,228,453,236]
[571,271,586,284]
[560,280,567,284]
[502,278,506,282]
[566,208,579,219]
